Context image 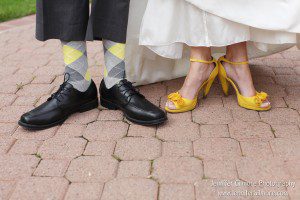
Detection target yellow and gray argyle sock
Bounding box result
[62,41,91,92]
[103,40,126,89]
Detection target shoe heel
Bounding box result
[203,78,214,98]
[218,73,229,96]
[100,97,118,110]
[79,99,99,113]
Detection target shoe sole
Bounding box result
[100,97,167,126]
[18,99,99,130]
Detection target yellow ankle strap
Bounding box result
[190,57,217,65]
[218,56,249,65]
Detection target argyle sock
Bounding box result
[102,40,126,89]
[61,41,91,92]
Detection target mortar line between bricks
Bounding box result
[5,138,17,154]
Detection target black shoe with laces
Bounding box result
[100,79,167,125]
[18,79,98,130]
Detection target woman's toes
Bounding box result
[166,101,176,110]
[260,99,271,108]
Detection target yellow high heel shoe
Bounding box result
[165,58,219,113]
[218,56,271,111]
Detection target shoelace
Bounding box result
[47,74,71,102]
[118,80,144,102]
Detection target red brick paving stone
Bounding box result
[17,84,54,97]
[193,107,233,125]
[14,67,37,76]
[114,137,161,160]
[282,50,300,60]
[117,161,151,178]
[0,83,24,94]
[285,86,300,98]
[284,160,300,179]
[193,138,241,161]
[31,75,56,84]
[8,139,42,155]
[34,65,65,76]
[240,140,273,158]
[12,96,38,106]
[256,83,287,97]
[260,108,300,125]
[162,141,193,157]
[275,75,300,86]
[33,159,70,177]
[268,97,287,108]
[0,136,15,154]
[204,160,237,179]
[152,157,203,184]
[222,96,242,110]
[55,124,86,138]
[10,177,68,200]
[250,65,275,77]
[0,106,33,123]
[127,124,156,138]
[65,156,118,182]
[84,121,128,141]
[0,123,17,136]
[13,126,58,141]
[252,76,275,85]
[65,182,104,200]
[287,181,300,200]
[157,112,200,142]
[97,110,123,121]
[294,66,300,75]
[21,56,49,69]
[203,84,224,98]
[101,178,158,200]
[228,121,274,142]
[65,109,99,124]
[272,125,300,138]
[0,181,15,200]
[236,157,291,182]
[200,124,229,138]
[0,155,40,180]
[0,73,34,85]
[0,94,17,108]
[84,141,116,156]
[159,184,195,200]
[195,179,252,200]
[231,109,260,122]
[270,138,300,161]
[262,58,294,68]
[273,67,295,75]
[199,97,223,108]
[284,96,300,110]
[38,136,87,159]
[138,83,166,99]
[0,25,11,31]
[4,52,33,63]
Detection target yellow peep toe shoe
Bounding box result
[165,58,219,113]
[218,56,271,111]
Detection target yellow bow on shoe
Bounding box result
[168,92,185,106]
[254,92,268,106]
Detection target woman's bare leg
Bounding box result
[224,42,270,108]
[166,46,215,109]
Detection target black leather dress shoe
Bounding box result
[100,79,167,125]
[19,80,99,130]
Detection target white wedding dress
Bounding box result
[125,0,300,85]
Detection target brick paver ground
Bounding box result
[0,16,299,200]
